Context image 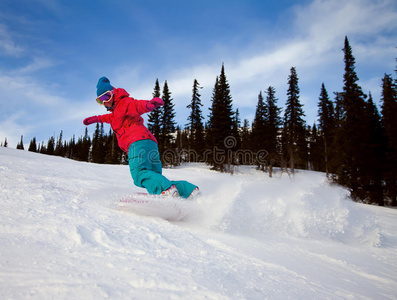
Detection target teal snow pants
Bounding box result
[128,139,197,199]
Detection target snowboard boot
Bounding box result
[161,185,179,198]
[187,187,201,200]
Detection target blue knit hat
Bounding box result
[96,77,114,96]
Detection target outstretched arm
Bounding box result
[83,116,101,125]
[83,113,112,125]
[125,97,164,117]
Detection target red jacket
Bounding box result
[98,88,157,154]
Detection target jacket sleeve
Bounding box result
[125,98,151,116]
[98,113,113,123]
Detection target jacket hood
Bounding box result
[114,88,130,103]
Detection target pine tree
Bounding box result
[81,128,91,162]
[241,119,250,151]
[105,129,121,164]
[282,67,307,173]
[75,136,83,160]
[251,91,270,170]
[39,141,46,154]
[265,86,282,166]
[3,138,7,147]
[16,135,24,150]
[174,126,190,165]
[328,92,344,176]
[251,91,267,153]
[159,80,176,155]
[147,79,162,142]
[207,64,235,170]
[92,123,105,163]
[28,137,37,152]
[55,130,63,156]
[186,79,205,160]
[363,93,385,205]
[335,36,369,200]
[68,135,76,159]
[47,135,55,155]
[308,124,323,171]
[381,73,397,206]
[317,83,335,176]
[240,119,252,165]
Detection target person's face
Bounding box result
[104,98,114,109]
[96,90,114,108]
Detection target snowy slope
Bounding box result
[0,147,396,299]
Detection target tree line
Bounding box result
[9,127,127,165]
[3,36,396,206]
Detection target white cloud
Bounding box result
[294,0,397,40]
[0,73,63,107]
[17,57,60,74]
[0,24,24,56]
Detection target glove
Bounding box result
[146,97,164,112]
[83,116,100,125]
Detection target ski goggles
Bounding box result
[96,90,114,105]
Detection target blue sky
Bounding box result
[0,0,396,148]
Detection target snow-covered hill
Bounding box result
[0,147,396,299]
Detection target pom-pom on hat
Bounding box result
[96,77,114,96]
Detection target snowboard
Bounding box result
[118,193,198,221]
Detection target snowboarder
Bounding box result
[83,77,200,199]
